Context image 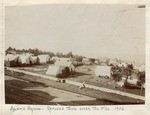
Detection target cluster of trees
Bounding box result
[6,47,84,62]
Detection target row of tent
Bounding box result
[5,54,51,67]
[46,65,110,78]
[46,65,144,87]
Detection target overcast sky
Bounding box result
[5,4,145,62]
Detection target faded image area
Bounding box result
[5,4,145,105]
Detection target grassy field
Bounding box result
[13,64,145,96]
[5,69,144,105]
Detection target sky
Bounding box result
[5,4,145,62]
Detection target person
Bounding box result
[56,78,61,82]
[79,81,86,89]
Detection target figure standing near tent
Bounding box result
[56,78,61,82]
[79,81,86,89]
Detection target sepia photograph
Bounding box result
[4,4,145,105]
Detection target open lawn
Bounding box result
[5,69,144,105]
[13,64,145,96]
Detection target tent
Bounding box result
[52,56,59,61]
[38,55,50,63]
[31,56,40,64]
[5,54,21,67]
[109,60,118,66]
[95,66,111,78]
[55,61,75,72]
[19,54,34,65]
[82,58,92,65]
[46,65,66,76]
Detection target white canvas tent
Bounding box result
[46,65,66,76]
[109,60,118,66]
[55,61,75,71]
[5,54,20,62]
[19,54,34,64]
[38,55,50,63]
[95,66,111,78]
[52,56,59,61]
[82,58,91,65]
[31,56,40,64]
[139,65,145,72]
[5,54,21,67]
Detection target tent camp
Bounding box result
[55,61,75,72]
[95,66,111,78]
[46,65,66,76]
[5,54,21,67]
[19,54,34,65]
[31,56,40,64]
[38,55,50,64]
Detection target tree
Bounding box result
[48,52,54,57]
[34,48,39,56]
[22,49,25,53]
[73,55,83,62]
[6,47,13,52]
[66,52,73,58]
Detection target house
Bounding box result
[46,65,67,76]
[38,55,50,64]
[31,56,40,65]
[5,54,21,67]
[55,61,75,72]
[19,54,34,65]
[95,66,111,78]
